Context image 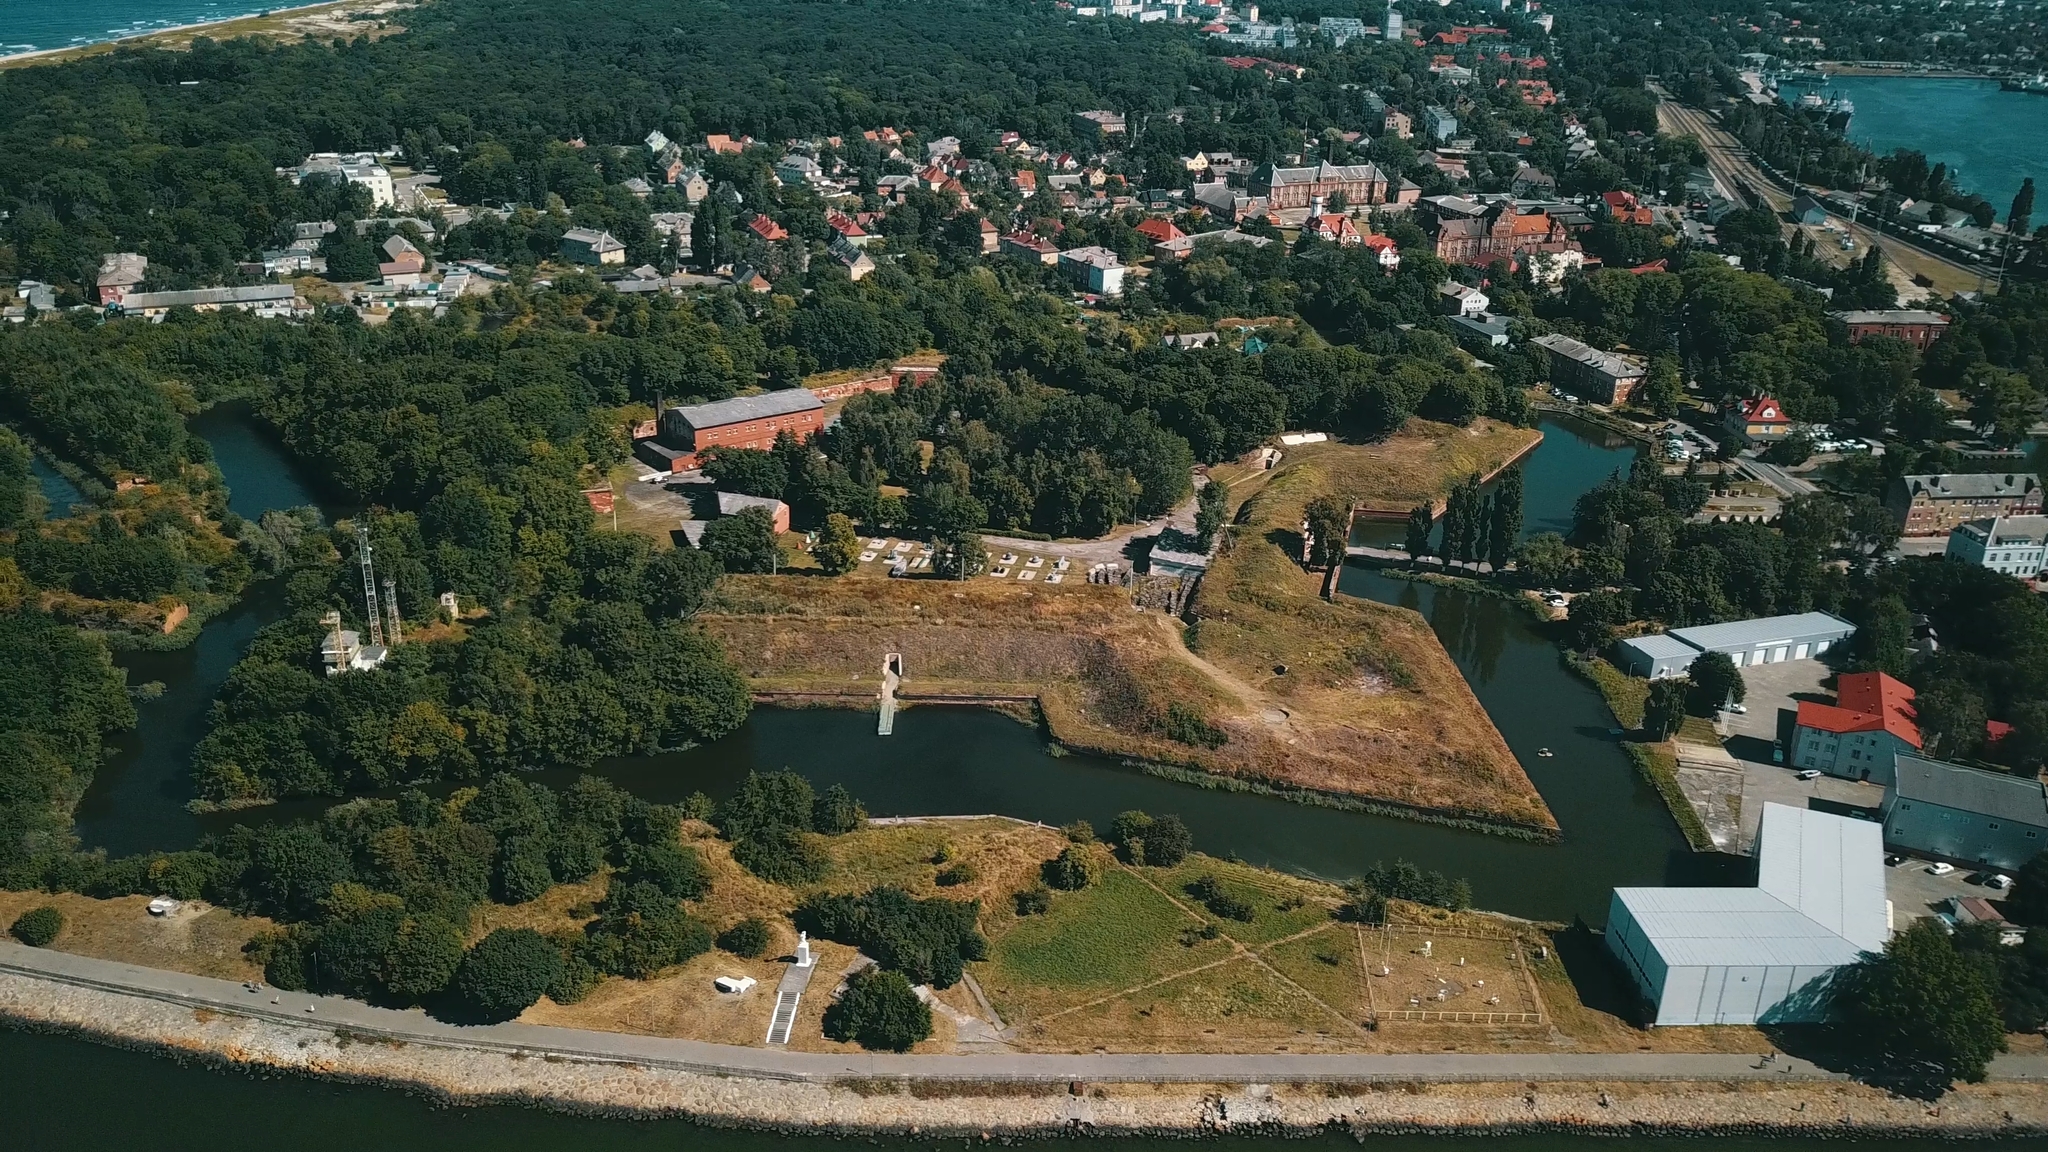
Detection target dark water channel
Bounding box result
[29,453,85,518]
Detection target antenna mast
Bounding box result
[383,576,403,646]
[356,525,385,649]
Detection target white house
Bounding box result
[291,153,395,209]
[1946,514,2048,579]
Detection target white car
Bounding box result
[1928,862,1956,877]
[1987,874,2014,891]
[1725,702,1748,715]
[1795,769,1820,780]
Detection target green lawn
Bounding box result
[1153,855,1341,947]
[988,868,1216,991]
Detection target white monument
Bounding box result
[795,931,814,968]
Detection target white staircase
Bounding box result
[765,990,801,1045]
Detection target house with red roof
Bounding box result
[1599,190,1656,226]
[1792,671,1922,784]
[1362,233,1401,271]
[825,211,872,247]
[1133,217,1184,244]
[1303,213,1362,246]
[1724,395,1793,445]
[745,214,789,242]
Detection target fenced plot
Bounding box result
[1356,926,1545,1025]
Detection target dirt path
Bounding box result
[1147,614,1298,736]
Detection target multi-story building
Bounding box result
[1000,232,1060,265]
[1423,105,1459,141]
[1058,246,1126,296]
[1946,514,2048,578]
[1248,161,1392,209]
[95,252,148,305]
[291,153,395,209]
[1073,110,1127,138]
[1832,309,1950,352]
[1531,333,1646,406]
[1791,671,1922,786]
[1433,204,1574,265]
[1887,473,2043,537]
[560,228,627,266]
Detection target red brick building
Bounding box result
[1434,204,1575,265]
[1249,161,1392,209]
[1832,309,1950,352]
[640,390,825,472]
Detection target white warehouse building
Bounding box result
[1614,610,1856,680]
[1605,804,1888,1026]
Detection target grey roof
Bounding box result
[1666,610,1855,653]
[1617,633,1701,661]
[560,227,624,252]
[1449,313,1512,340]
[1256,160,1388,187]
[1894,754,2048,827]
[1530,333,1646,380]
[1954,514,2048,547]
[1900,473,2040,500]
[1832,309,1948,326]
[120,285,297,309]
[716,491,787,517]
[669,389,822,431]
[1613,803,1885,968]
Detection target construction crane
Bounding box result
[356,525,385,649]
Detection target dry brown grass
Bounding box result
[701,424,1554,832]
[0,891,267,981]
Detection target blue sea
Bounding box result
[1823,75,2048,212]
[0,0,278,56]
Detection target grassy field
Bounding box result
[1575,655,1649,730]
[1181,424,1555,832]
[702,421,1555,834]
[0,891,267,981]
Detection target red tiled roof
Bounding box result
[746,215,789,241]
[1134,218,1183,242]
[1737,395,1790,424]
[1795,671,1922,747]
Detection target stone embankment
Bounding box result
[4,943,2048,1135]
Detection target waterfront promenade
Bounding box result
[6,940,2048,1085]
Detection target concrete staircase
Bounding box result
[765,989,801,1046]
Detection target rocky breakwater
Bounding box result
[4,944,2048,1135]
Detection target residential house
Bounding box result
[95,253,148,305]
[559,228,626,266]
[1510,167,1557,196]
[704,134,748,155]
[825,212,872,247]
[978,218,1001,254]
[1888,473,2043,537]
[623,177,653,200]
[1883,754,2048,871]
[776,154,825,187]
[1946,515,2048,579]
[1151,229,1277,260]
[1000,232,1060,265]
[715,491,792,535]
[1362,233,1402,271]
[1162,332,1220,350]
[1058,246,1126,296]
[1791,671,1922,786]
[1304,213,1362,245]
[1832,309,1950,352]
[675,168,711,204]
[745,214,789,243]
[829,236,876,281]
[1010,169,1039,196]
[731,266,773,293]
[1134,218,1185,245]
[1437,282,1490,317]
[1384,109,1413,139]
[1724,396,1792,445]
[1532,333,1647,406]
[1599,190,1656,226]
[1790,194,1829,226]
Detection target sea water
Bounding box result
[0,0,276,56]
[1827,75,2048,211]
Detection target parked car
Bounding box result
[1772,741,1785,765]
[1929,862,1956,876]
[1987,874,2014,891]
[1795,768,1821,780]
[1884,854,1907,867]
[1726,702,1748,715]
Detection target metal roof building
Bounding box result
[1606,804,1887,1026]
[1614,611,1855,680]
[1883,753,2048,871]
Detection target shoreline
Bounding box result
[0,0,370,66]
[5,945,2048,1136]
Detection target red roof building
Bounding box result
[1133,218,1184,244]
[1362,233,1402,271]
[1304,213,1362,245]
[1599,190,1656,226]
[1725,395,1793,444]
[746,214,789,242]
[1792,671,1922,784]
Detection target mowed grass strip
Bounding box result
[1261,926,1371,1021]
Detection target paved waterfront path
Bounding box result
[7,942,2048,1083]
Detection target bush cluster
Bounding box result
[9,905,63,946]
[1188,875,1254,922]
[795,886,986,988]
[822,966,931,1052]
[1346,860,1472,913]
[713,772,864,884]
[1040,845,1099,891]
[1109,810,1192,868]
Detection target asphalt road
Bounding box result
[7,942,2048,1083]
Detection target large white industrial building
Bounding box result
[1605,804,1888,1025]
